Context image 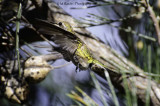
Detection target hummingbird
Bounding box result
[34,19,114,71]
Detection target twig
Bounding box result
[78,19,156,42]
[71,0,141,9]
[104,70,119,106]
[15,0,23,77]
[142,0,160,45]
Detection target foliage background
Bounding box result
[0,0,160,106]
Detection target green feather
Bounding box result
[34,19,114,71]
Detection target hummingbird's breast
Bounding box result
[73,40,94,70]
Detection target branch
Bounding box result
[41,0,160,105]
[1,0,160,105]
[142,0,160,45]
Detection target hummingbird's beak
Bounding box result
[50,21,58,25]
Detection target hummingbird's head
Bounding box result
[57,21,75,34]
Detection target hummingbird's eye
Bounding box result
[58,22,63,26]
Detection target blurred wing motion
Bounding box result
[33,19,115,71]
[34,19,78,55]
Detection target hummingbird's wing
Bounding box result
[34,19,77,39]
[34,19,79,55]
[34,19,116,71]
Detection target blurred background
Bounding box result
[0,0,160,106]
